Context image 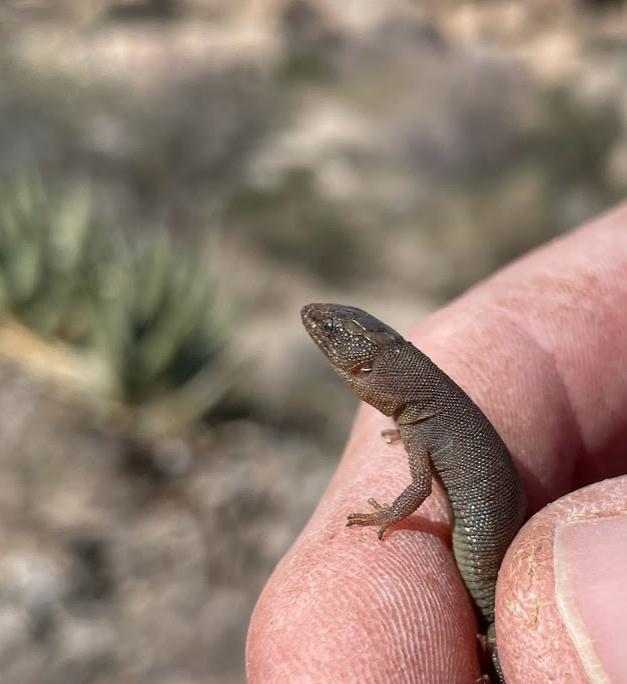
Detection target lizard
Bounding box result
[301,302,526,683]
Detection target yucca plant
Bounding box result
[86,231,230,437]
[0,175,231,438]
[0,175,93,341]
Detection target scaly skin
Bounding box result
[301,303,525,682]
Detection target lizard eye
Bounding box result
[351,361,373,376]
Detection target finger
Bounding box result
[496,475,627,683]
[410,203,627,510]
[247,203,627,683]
[248,405,480,683]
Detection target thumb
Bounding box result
[496,475,627,683]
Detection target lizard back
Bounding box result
[388,342,526,625]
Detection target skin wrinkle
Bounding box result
[497,290,609,469]
[484,302,584,502]
[478,223,627,459]
[378,557,436,681]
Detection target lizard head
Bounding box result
[301,303,405,414]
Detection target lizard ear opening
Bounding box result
[350,361,373,376]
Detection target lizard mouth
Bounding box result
[300,303,320,325]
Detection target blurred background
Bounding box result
[0,1,625,682]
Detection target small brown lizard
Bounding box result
[301,303,526,683]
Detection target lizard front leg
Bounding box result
[346,442,431,539]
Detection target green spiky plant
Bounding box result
[0,175,230,438]
[87,231,231,437]
[0,174,94,341]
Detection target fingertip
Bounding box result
[247,523,481,683]
[496,475,627,684]
[246,409,481,683]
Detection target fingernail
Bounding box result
[554,516,627,683]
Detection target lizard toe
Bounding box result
[367,497,390,511]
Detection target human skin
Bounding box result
[246,203,627,683]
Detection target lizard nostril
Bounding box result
[301,303,325,322]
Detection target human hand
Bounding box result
[247,204,627,683]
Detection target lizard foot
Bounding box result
[380,428,401,444]
[346,498,395,539]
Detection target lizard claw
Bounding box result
[376,523,393,540]
[380,428,401,444]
